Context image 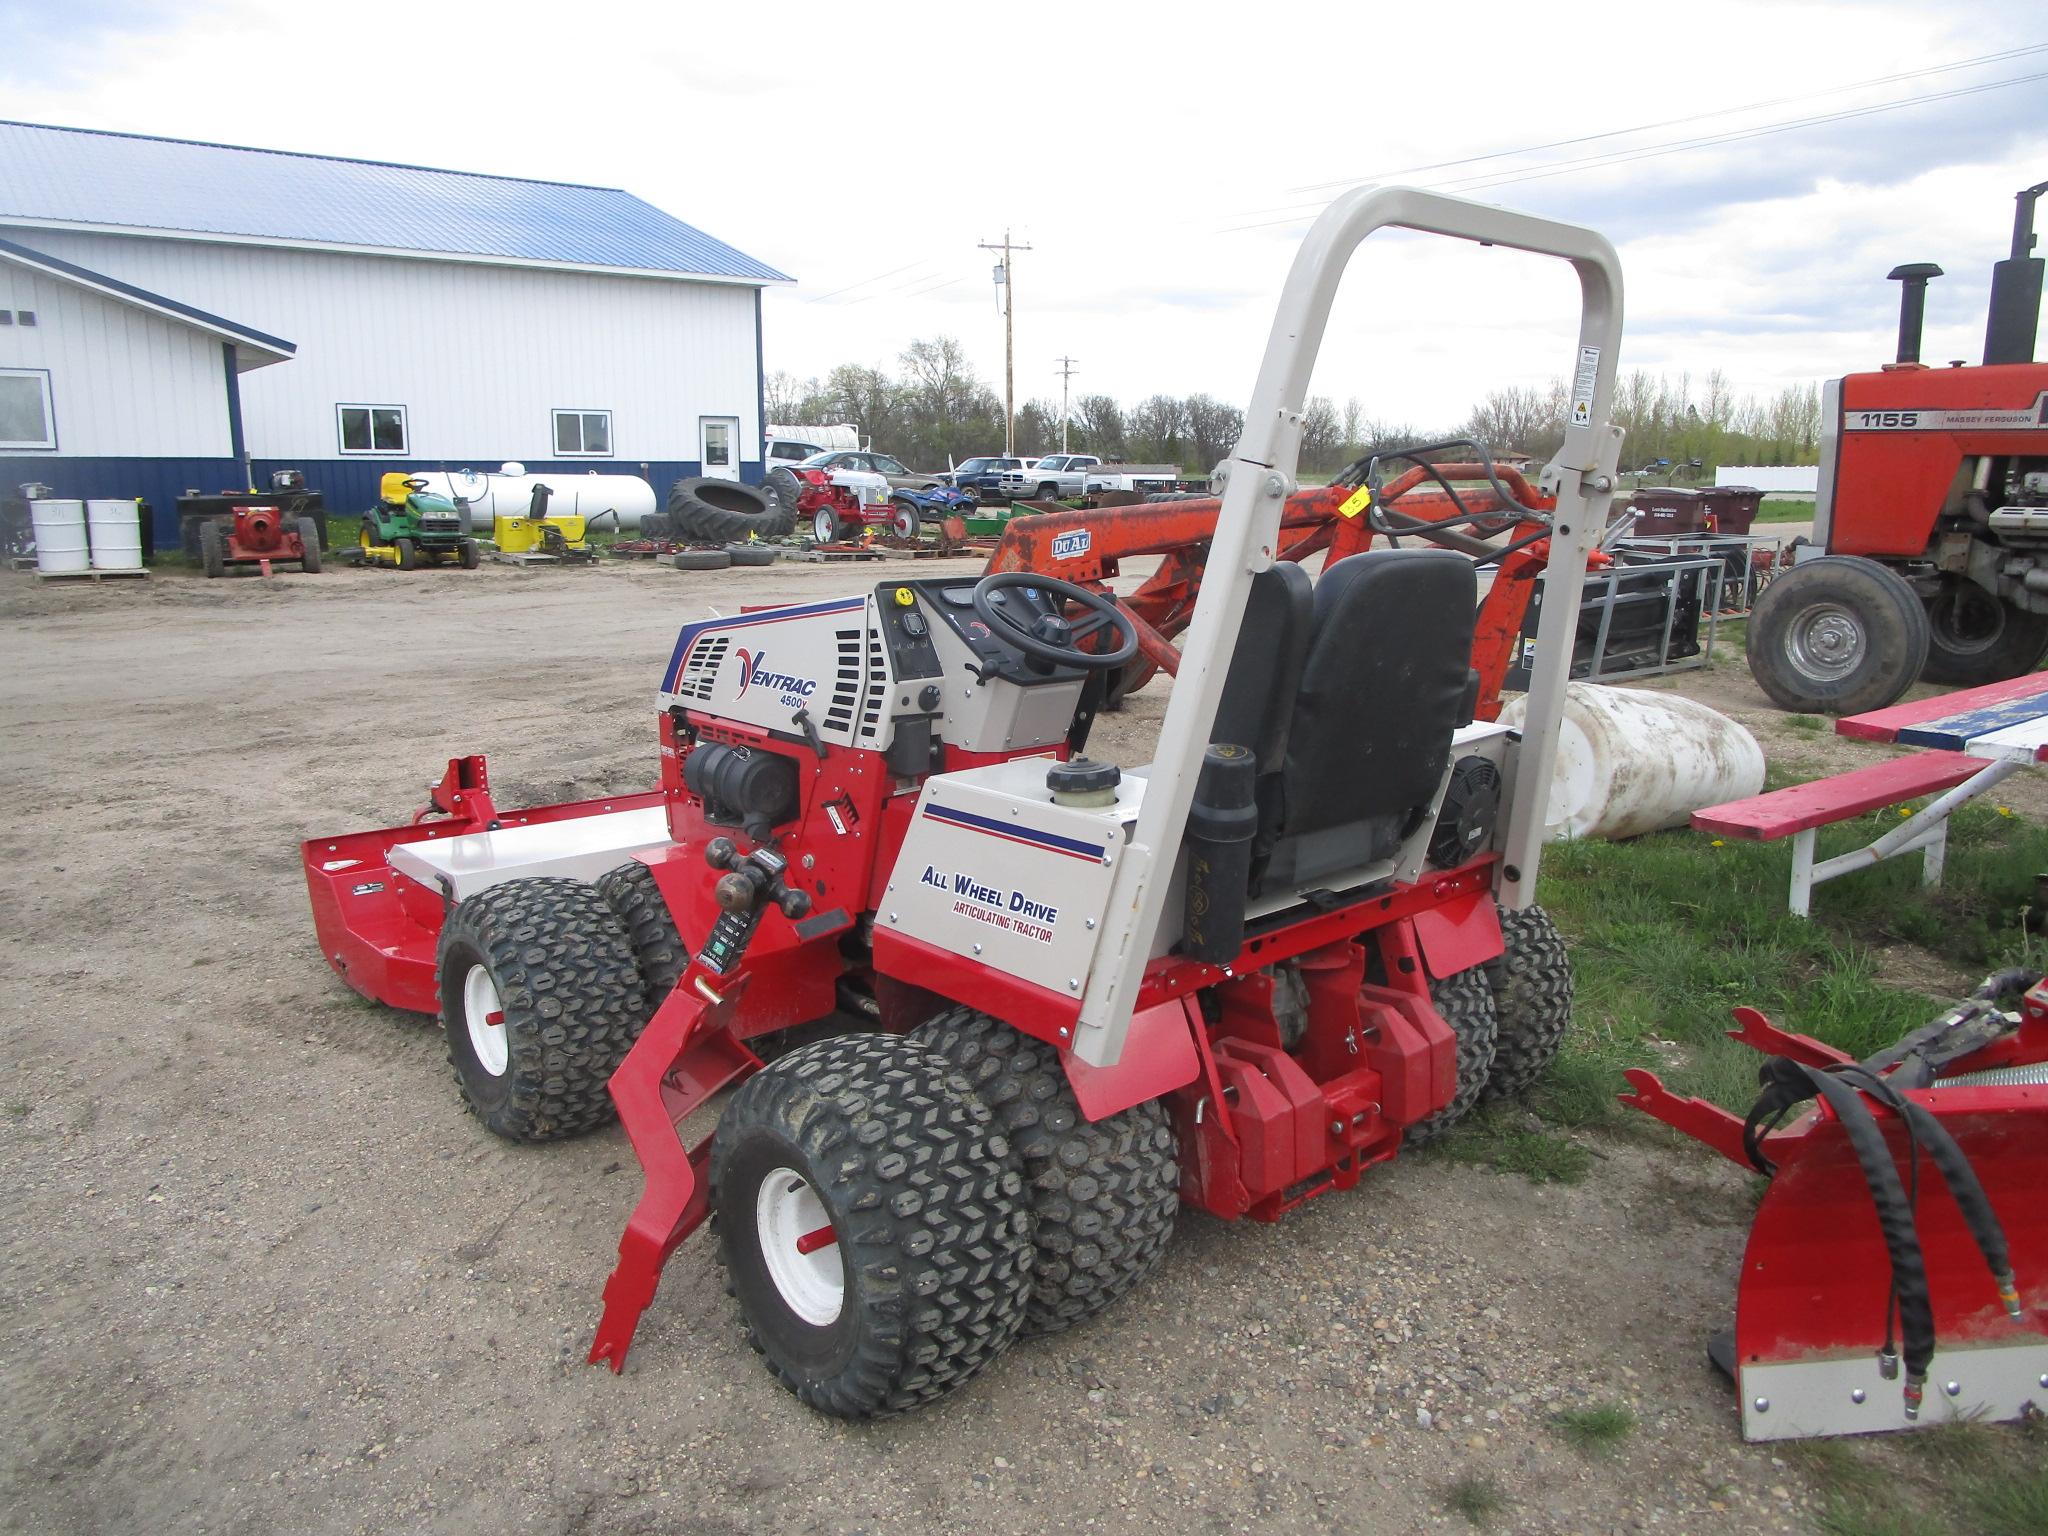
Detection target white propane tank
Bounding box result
[31,498,90,574]
[1501,683,1765,841]
[86,499,143,570]
[406,470,657,529]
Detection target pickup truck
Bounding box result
[946,456,1035,500]
[997,453,1101,501]
[1084,464,1184,498]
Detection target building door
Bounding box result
[699,416,740,481]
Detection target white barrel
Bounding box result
[407,469,657,530]
[86,498,143,570]
[31,499,90,574]
[1500,682,1764,841]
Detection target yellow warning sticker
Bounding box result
[1338,485,1373,519]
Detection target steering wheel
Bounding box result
[403,477,430,492]
[972,571,1139,671]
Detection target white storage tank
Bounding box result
[31,499,90,574]
[408,469,657,530]
[87,499,144,570]
[1501,682,1765,841]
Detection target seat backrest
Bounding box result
[1211,561,1315,770]
[1256,549,1478,890]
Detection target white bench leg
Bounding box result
[1921,816,1948,889]
[1790,828,1816,918]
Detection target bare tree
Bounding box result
[1185,394,1244,471]
[1073,395,1126,458]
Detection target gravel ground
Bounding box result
[0,552,1914,1534]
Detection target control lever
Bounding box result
[696,838,815,975]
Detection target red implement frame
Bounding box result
[1620,995,2048,1440]
[984,463,1568,720]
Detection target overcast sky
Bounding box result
[7,0,2043,431]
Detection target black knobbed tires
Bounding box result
[1482,905,1573,1101]
[1920,576,2048,686]
[667,476,794,543]
[1404,965,1500,1147]
[914,1008,1179,1336]
[457,537,481,569]
[433,877,647,1141]
[1746,555,1930,714]
[199,518,226,577]
[712,1033,1033,1417]
[595,860,690,1016]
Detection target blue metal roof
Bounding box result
[0,234,295,362]
[0,120,791,285]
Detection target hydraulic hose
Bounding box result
[1835,1063,2023,1323]
[1791,1062,1937,1415]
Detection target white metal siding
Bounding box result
[0,260,230,457]
[5,229,760,464]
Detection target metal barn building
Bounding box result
[0,121,789,543]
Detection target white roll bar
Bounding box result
[1072,185,1626,1067]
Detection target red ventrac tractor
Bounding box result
[1747,181,2048,714]
[302,186,1627,1417]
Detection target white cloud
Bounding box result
[4,0,2042,436]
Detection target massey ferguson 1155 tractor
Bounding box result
[302,186,1625,1416]
[1747,180,2048,715]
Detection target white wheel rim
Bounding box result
[755,1166,842,1326]
[462,964,509,1077]
[814,510,835,543]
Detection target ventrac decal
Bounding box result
[919,864,1060,943]
[734,648,819,706]
[1843,392,2048,432]
[1052,528,1092,560]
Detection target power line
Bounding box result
[803,259,934,304]
[1217,67,2048,234]
[1280,43,2045,199]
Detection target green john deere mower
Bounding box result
[361,474,480,570]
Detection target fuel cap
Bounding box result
[1047,756,1120,807]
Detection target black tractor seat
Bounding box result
[1212,548,1479,898]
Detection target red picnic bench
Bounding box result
[1693,673,2048,916]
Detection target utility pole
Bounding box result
[979,230,1033,454]
[1055,356,1079,453]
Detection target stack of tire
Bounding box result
[663,476,790,570]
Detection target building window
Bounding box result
[553,409,612,456]
[337,403,408,454]
[0,368,55,450]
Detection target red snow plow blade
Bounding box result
[1622,983,2048,1441]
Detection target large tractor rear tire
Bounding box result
[595,860,689,1016]
[712,1033,1032,1418]
[1481,905,1573,1101]
[1745,555,1929,714]
[914,1008,1178,1337]
[1403,965,1499,1147]
[433,877,647,1141]
[668,476,794,543]
[1920,576,2048,686]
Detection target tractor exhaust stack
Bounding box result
[1887,262,1944,365]
[1983,179,2047,367]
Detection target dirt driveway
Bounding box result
[0,555,1876,1535]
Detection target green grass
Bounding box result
[1552,1401,1636,1454]
[1800,1424,2045,1536]
[1754,498,1814,524]
[1444,1472,1508,1526]
[1537,801,2048,1118]
[1434,1107,1593,1183]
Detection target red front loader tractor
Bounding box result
[1748,180,2048,714]
[303,186,1627,1417]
